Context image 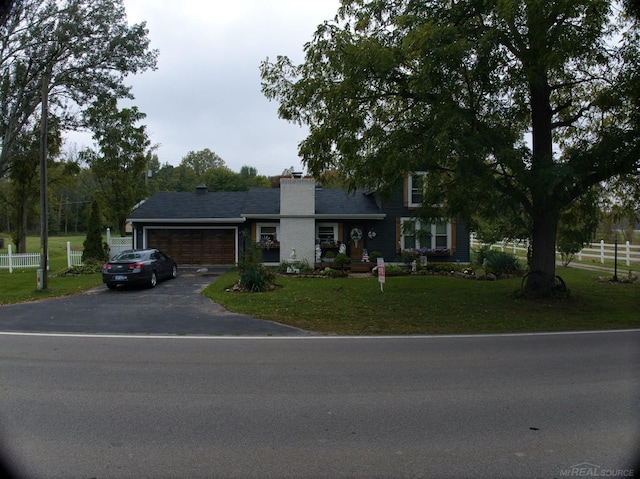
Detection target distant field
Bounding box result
[0,235,102,304]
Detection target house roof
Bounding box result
[128,191,248,223]
[315,188,382,217]
[128,187,385,223]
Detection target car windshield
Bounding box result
[113,251,146,261]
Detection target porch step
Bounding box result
[350,262,372,273]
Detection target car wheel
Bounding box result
[149,271,157,288]
[170,264,177,279]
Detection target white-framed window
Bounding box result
[257,223,279,247]
[316,222,338,245]
[400,218,452,252]
[407,172,427,207]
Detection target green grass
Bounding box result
[203,267,640,335]
[2,236,638,336]
[0,235,102,304]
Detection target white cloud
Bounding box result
[66,0,341,177]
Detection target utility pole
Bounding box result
[39,70,49,290]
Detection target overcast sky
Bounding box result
[67,0,341,177]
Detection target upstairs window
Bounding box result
[407,172,427,207]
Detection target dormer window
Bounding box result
[407,172,426,207]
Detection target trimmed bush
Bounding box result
[482,250,523,277]
[333,252,351,271]
[368,251,382,263]
[237,241,272,292]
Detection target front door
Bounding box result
[348,225,364,261]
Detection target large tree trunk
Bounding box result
[524,6,558,295]
[526,208,559,293]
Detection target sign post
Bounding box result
[377,258,385,293]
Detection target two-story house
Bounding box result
[126,176,470,267]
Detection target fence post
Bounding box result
[600,240,605,264]
[67,241,71,269]
[8,244,12,273]
[626,241,630,267]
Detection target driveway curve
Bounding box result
[0,268,307,336]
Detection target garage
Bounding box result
[146,228,237,265]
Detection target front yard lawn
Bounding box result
[203,267,640,335]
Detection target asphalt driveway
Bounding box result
[0,268,307,336]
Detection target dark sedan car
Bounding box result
[102,249,177,289]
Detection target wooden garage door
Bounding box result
[147,229,236,265]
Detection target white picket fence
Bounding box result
[0,245,46,273]
[67,242,83,268]
[1,230,131,273]
[0,242,84,273]
[470,234,640,267]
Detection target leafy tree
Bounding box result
[624,0,640,20]
[203,166,248,192]
[81,97,150,236]
[0,0,16,26]
[240,165,258,180]
[239,165,271,188]
[48,146,85,234]
[261,0,640,294]
[315,169,348,189]
[180,149,225,178]
[6,117,61,251]
[556,189,602,266]
[147,162,175,193]
[82,198,107,263]
[0,0,158,175]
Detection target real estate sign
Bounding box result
[377,258,385,292]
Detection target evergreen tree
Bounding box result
[82,199,107,263]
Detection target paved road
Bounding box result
[0,331,638,478]
[0,268,306,336]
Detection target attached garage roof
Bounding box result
[128,191,248,222]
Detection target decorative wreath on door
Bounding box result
[350,228,363,247]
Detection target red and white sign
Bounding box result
[377,258,385,287]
